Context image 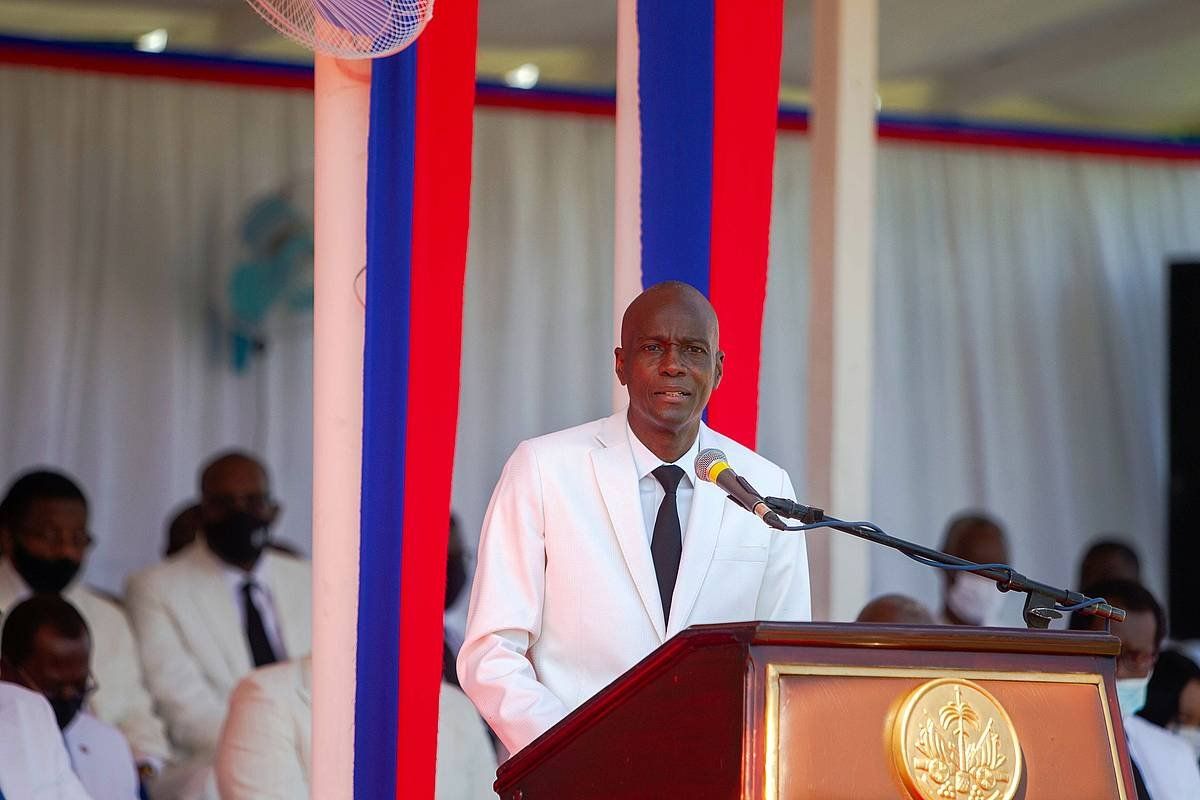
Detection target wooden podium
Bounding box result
[494,622,1136,799]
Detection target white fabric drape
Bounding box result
[2,66,1198,625]
[0,66,314,591]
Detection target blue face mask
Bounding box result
[1116,677,1149,717]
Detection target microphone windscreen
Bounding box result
[694,448,728,483]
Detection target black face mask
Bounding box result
[49,693,86,730]
[204,510,271,567]
[10,543,81,594]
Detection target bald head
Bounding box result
[856,594,935,625]
[200,451,269,495]
[615,281,724,462]
[620,281,719,351]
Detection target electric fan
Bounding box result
[243,0,434,58]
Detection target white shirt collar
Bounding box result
[626,420,701,486]
[219,550,271,592]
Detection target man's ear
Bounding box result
[266,503,282,527]
[614,346,628,386]
[714,350,725,388]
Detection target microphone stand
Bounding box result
[763,497,1125,630]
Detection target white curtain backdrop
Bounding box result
[2,66,1198,628]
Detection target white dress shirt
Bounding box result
[64,711,141,800]
[628,421,700,543]
[220,559,287,660]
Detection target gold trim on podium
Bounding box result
[763,663,1127,800]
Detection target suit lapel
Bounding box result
[590,410,667,640]
[187,544,252,682]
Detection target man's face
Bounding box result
[5,498,90,568]
[19,626,91,706]
[1112,609,1158,679]
[614,292,723,440]
[200,460,277,529]
[945,526,1008,590]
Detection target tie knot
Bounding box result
[241,579,258,595]
[652,464,685,495]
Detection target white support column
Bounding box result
[807,0,877,622]
[612,0,642,411]
[311,55,370,800]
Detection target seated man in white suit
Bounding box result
[459,282,811,755]
[0,470,171,777]
[0,679,92,800]
[125,451,312,784]
[1,595,139,800]
[215,656,498,799]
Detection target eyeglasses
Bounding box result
[16,527,93,550]
[203,493,276,515]
[9,661,99,700]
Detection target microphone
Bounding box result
[694,448,788,531]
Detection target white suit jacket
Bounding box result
[458,409,811,754]
[63,712,140,800]
[215,657,312,800]
[0,558,171,763]
[0,681,92,800]
[124,541,311,758]
[1126,714,1200,800]
[216,658,497,800]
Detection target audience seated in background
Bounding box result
[0,469,171,774]
[1079,538,1141,590]
[1139,649,1200,763]
[126,450,312,796]
[0,678,92,799]
[856,593,935,625]
[215,655,497,799]
[937,512,1009,626]
[1071,580,1200,799]
[1,594,139,799]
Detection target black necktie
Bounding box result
[651,465,685,626]
[241,580,278,667]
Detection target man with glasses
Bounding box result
[0,470,170,781]
[125,450,311,797]
[1071,579,1200,800]
[1,594,139,799]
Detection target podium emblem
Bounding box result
[891,678,1022,800]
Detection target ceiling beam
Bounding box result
[932,0,1200,111]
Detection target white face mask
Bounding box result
[945,573,1003,626]
[1115,677,1150,718]
[1169,725,1200,759]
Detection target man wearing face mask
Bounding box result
[1,594,140,800]
[1071,579,1200,800]
[936,512,1010,627]
[125,451,312,791]
[0,470,171,780]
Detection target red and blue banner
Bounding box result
[356,1,478,797]
[617,0,785,449]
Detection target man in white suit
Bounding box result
[125,452,312,775]
[1,594,140,800]
[459,282,811,755]
[0,470,171,774]
[0,680,92,800]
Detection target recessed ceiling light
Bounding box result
[136,28,169,54]
[504,63,539,90]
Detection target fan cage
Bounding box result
[244,0,434,59]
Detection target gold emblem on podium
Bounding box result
[891,678,1022,800]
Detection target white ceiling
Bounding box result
[2,0,1200,134]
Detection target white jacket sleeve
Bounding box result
[457,441,570,755]
[124,572,228,755]
[84,596,173,763]
[215,670,306,800]
[754,468,812,622]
